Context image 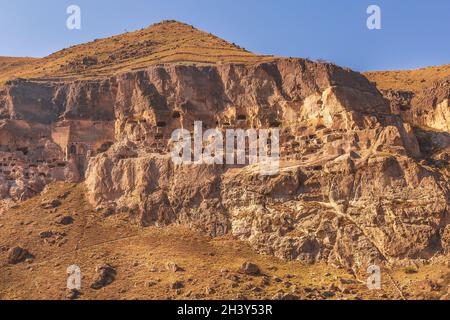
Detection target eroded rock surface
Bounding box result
[380,77,450,133]
[1,58,448,273]
[80,60,448,272]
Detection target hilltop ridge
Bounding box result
[0,20,276,83]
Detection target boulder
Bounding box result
[7,247,32,264]
[166,262,185,273]
[58,216,74,225]
[238,262,261,276]
[171,281,185,290]
[90,264,117,290]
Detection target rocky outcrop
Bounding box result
[224,154,449,268]
[85,148,449,272]
[7,246,33,264]
[0,79,115,205]
[1,57,448,272]
[380,76,450,166]
[2,79,115,123]
[410,77,450,132]
[79,59,449,272]
[381,77,450,133]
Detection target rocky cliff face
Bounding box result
[43,58,444,273]
[0,56,448,272]
[381,77,450,133]
[410,77,450,132]
[0,78,115,210]
[0,79,116,123]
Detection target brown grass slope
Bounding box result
[0,20,276,84]
[0,57,38,75]
[364,64,450,93]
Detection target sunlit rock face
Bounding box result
[0,79,115,205]
[381,77,450,133]
[82,59,447,272]
[0,58,448,271]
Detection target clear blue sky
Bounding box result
[0,0,449,71]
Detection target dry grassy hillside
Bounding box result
[0,57,37,75]
[364,64,450,92]
[0,20,275,84]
